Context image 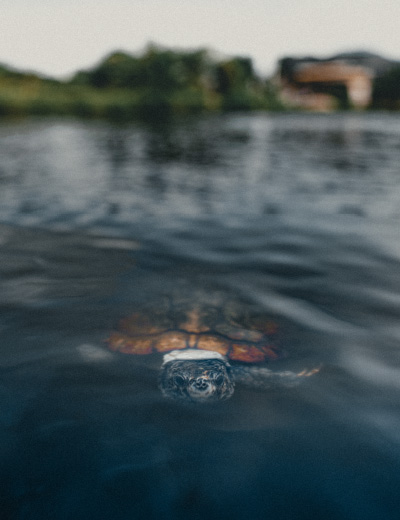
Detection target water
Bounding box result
[1,113,400,519]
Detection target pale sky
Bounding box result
[1,0,399,79]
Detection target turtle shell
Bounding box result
[107,306,280,363]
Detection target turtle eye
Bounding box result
[215,374,225,386]
[173,375,186,387]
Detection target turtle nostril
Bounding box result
[195,378,208,389]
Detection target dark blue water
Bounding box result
[1,113,400,519]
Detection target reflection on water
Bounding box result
[2,113,400,232]
[1,113,400,519]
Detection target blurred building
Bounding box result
[277,52,395,111]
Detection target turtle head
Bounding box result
[159,359,234,402]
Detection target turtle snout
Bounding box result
[159,359,235,402]
[188,376,214,399]
[194,377,210,390]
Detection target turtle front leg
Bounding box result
[231,365,320,389]
[296,367,321,377]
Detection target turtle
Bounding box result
[107,301,319,403]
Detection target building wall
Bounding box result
[279,60,374,110]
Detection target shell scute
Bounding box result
[196,334,230,356]
[230,343,268,363]
[119,311,174,336]
[108,332,154,355]
[179,309,210,333]
[154,331,188,352]
[261,344,280,360]
[108,307,279,363]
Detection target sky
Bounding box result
[1,0,399,79]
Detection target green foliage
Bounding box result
[78,51,144,89]
[214,57,255,95]
[0,45,288,120]
[372,66,400,109]
[72,46,211,93]
[170,88,206,114]
[262,81,287,111]
[0,97,15,116]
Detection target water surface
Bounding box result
[1,113,400,519]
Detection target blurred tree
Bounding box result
[82,52,143,89]
[372,66,400,109]
[214,57,255,95]
[0,45,286,120]
[179,50,209,88]
[141,46,181,91]
[212,57,266,110]
[72,47,210,93]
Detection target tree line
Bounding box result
[0,46,283,119]
[0,45,399,119]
